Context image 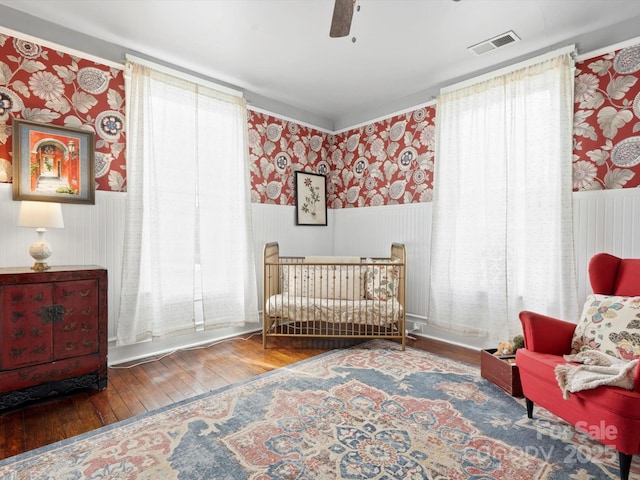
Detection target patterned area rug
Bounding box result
[0,340,637,479]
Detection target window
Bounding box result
[429,50,578,342]
[117,60,258,345]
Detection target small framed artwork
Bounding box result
[294,171,327,226]
[12,119,95,204]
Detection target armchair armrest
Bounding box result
[519,311,575,356]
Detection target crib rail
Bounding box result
[262,242,406,350]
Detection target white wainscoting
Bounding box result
[333,191,640,350]
[0,183,125,341]
[2,183,638,361]
[333,203,432,320]
[251,202,433,321]
[573,188,640,302]
[250,203,336,306]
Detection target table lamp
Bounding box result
[18,201,64,271]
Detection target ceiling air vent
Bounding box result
[468,30,520,56]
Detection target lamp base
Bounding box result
[31,262,51,271]
[28,229,53,271]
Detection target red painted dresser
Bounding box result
[0,266,107,409]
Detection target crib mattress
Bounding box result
[265,294,403,326]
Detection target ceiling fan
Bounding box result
[329,0,357,38]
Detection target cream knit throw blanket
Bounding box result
[555,350,638,400]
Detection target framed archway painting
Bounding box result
[294,171,327,226]
[12,119,95,204]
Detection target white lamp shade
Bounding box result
[18,201,64,229]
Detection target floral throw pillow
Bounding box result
[365,260,400,301]
[571,294,640,360]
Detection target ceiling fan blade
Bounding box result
[329,0,355,38]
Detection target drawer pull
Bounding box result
[41,304,65,324]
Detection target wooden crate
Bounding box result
[480,348,523,397]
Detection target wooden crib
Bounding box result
[262,242,406,349]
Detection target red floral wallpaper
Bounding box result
[247,111,330,205]
[573,43,640,190]
[248,107,436,208]
[249,42,640,206]
[3,29,639,200]
[0,33,126,191]
[328,109,436,208]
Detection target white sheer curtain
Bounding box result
[429,51,578,343]
[117,61,258,346]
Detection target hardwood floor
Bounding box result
[0,332,480,461]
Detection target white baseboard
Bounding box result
[406,314,494,352]
[108,324,262,366]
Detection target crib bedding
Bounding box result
[265,294,403,326]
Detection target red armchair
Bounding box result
[516,253,640,480]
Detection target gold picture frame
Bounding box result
[12,119,95,205]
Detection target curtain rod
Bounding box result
[441,44,576,94]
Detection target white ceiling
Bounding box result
[2,0,640,130]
